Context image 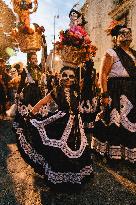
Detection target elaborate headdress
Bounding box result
[69,2,87,26]
[69,2,82,18]
[106,20,126,37]
[11,0,45,53]
[56,3,97,68]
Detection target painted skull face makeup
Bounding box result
[70,11,78,21]
[118,28,132,42]
[61,69,75,87]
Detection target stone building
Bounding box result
[82,0,136,71]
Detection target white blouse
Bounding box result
[106,48,129,78]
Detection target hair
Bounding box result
[69,9,81,18]
[60,66,76,74]
[80,15,87,26]
[110,24,126,37]
[27,52,37,61]
[13,63,20,71]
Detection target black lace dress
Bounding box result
[13,85,93,191]
[91,47,136,164]
[80,61,100,132]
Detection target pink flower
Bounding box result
[84,35,91,44]
[69,25,88,38]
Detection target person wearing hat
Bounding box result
[91,22,136,165]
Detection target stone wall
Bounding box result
[131,0,136,49]
[83,0,136,71]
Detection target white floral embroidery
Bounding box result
[109,146,122,159]
[44,163,93,184]
[13,123,93,184]
[125,147,136,163]
[91,136,136,162]
[120,95,136,132]
[17,101,50,117]
[18,104,31,116]
[38,105,49,117]
[31,114,88,159]
[79,97,98,114]
[91,137,107,155]
[109,95,136,132]
[13,126,45,165]
[110,108,120,127]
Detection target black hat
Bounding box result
[69,3,83,18]
[69,9,81,18]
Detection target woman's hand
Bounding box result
[31,93,52,115]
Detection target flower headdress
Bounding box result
[106,20,125,36]
[55,3,97,68]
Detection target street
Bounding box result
[0,119,136,205]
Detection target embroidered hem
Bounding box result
[44,163,93,184]
[91,137,136,163]
[13,123,93,184]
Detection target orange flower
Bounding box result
[105,20,122,35]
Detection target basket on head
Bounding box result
[16,31,42,53]
[59,45,86,68]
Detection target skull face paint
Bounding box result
[117,28,132,45]
[60,69,76,88]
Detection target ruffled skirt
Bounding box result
[13,100,93,191]
[91,77,136,163]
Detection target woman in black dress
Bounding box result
[91,23,136,164]
[13,66,94,192]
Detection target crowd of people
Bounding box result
[0,58,21,119]
[0,55,61,119]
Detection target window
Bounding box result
[113,0,124,5]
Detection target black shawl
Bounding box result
[113,46,136,78]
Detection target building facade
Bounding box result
[82,0,136,71]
